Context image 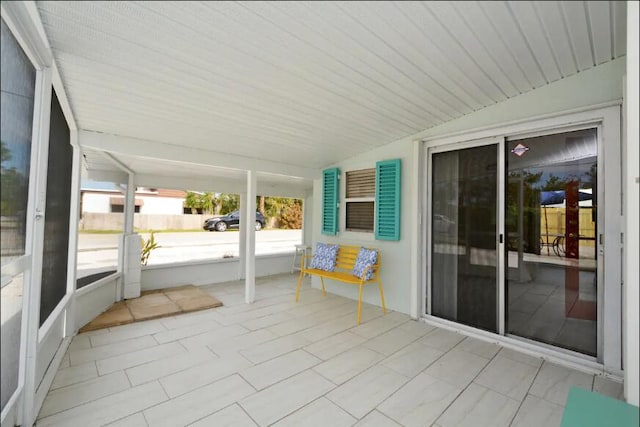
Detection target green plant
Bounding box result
[141,231,160,266]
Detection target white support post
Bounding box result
[624,0,639,406]
[245,171,257,304]
[124,173,135,235]
[64,133,81,337]
[22,66,53,427]
[121,173,141,299]
[238,192,247,280]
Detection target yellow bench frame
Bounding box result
[295,244,386,324]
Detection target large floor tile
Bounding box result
[104,413,148,427]
[529,362,594,406]
[241,349,321,390]
[179,324,249,350]
[326,365,409,419]
[239,370,335,427]
[381,342,444,378]
[90,321,167,347]
[436,383,519,427]
[497,348,543,368]
[160,355,251,398]
[353,410,402,426]
[455,337,501,359]
[362,327,420,356]
[378,373,461,427]
[474,354,539,401]
[189,404,257,427]
[395,320,436,338]
[96,342,185,375]
[424,349,489,388]
[239,334,311,364]
[271,398,356,427]
[510,394,564,427]
[419,328,465,352]
[349,312,409,339]
[593,375,624,400]
[303,331,367,360]
[69,336,157,366]
[313,346,384,385]
[40,371,131,418]
[50,362,98,390]
[144,374,255,427]
[152,318,223,344]
[208,329,278,357]
[125,346,216,386]
[36,382,167,427]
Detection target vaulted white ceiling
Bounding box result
[37,1,627,181]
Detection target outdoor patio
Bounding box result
[36,273,623,427]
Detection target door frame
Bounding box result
[419,104,622,375]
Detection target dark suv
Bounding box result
[203,211,265,232]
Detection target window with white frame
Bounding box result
[345,168,375,232]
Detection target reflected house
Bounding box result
[0,2,638,427]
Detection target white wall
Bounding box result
[312,58,626,316]
[138,196,183,215]
[74,275,119,330]
[82,193,112,213]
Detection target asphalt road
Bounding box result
[77,229,302,277]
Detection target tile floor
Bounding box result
[36,273,624,427]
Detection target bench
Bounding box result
[294,244,386,324]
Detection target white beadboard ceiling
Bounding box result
[38,1,626,181]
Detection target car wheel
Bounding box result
[215,222,227,232]
[255,221,262,231]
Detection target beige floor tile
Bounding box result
[189,404,257,427]
[163,285,222,312]
[424,349,489,388]
[475,353,539,401]
[104,412,148,427]
[354,410,402,426]
[144,374,254,427]
[363,327,420,356]
[79,302,133,332]
[126,346,216,386]
[179,324,249,350]
[40,371,131,418]
[96,342,185,375]
[419,328,465,352]
[313,346,384,385]
[510,394,564,427]
[529,362,593,406]
[208,329,278,357]
[304,331,367,360]
[436,383,519,427]
[90,321,167,347]
[241,349,321,390]
[593,375,624,400]
[272,398,356,427]
[378,373,461,427]
[326,365,409,419]
[239,370,335,426]
[50,362,98,390]
[69,336,157,366]
[240,334,311,364]
[456,337,501,359]
[381,342,445,381]
[36,382,167,427]
[349,312,409,339]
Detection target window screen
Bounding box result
[39,90,72,326]
[345,168,375,232]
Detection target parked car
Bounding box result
[203,211,265,232]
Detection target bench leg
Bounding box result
[357,284,363,324]
[320,277,326,296]
[295,270,304,302]
[378,280,387,314]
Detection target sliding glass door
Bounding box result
[429,142,501,333]
[427,127,601,359]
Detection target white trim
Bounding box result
[140,252,296,272]
[37,293,71,345]
[65,139,82,337]
[420,105,623,372]
[0,1,52,69]
[497,138,506,336]
[238,192,247,280]
[1,256,31,288]
[420,315,620,378]
[22,66,52,427]
[244,171,257,303]
[51,62,77,132]
[79,130,319,181]
[410,139,422,319]
[0,385,21,427]
[420,100,622,145]
[103,152,135,175]
[33,336,71,424]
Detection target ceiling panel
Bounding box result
[37,0,627,175]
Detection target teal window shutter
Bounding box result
[375,159,401,241]
[322,168,340,235]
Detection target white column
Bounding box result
[120,173,141,299]
[238,192,247,280]
[245,171,257,303]
[624,0,639,406]
[124,173,135,235]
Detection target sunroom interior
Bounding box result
[1,1,638,426]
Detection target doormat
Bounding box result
[79,285,223,332]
